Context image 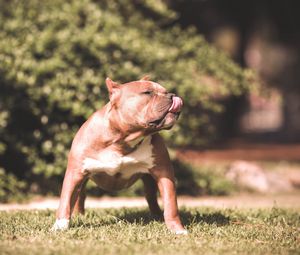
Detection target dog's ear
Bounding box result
[106,78,121,105]
[140,75,150,81]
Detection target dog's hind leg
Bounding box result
[142,174,163,220]
[72,178,88,216]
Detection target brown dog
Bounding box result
[52,77,187,234]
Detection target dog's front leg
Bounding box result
[52,168,87,231]
[156,174,186,234]
[150,134,187,235]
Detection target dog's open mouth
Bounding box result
[148,112,176,128]
[148,116,165,127]
[148,96,183,129]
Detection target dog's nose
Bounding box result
[167,93,175,99]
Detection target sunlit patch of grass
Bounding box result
[0,207,299,255]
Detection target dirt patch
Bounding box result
[1,194,299,211]
[177,143,300,163]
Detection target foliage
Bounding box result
[0,168,27,202]
[173,160,236,196]
[0,0,253,191]
[0,207,299,254]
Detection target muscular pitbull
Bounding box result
[52,76,187,234]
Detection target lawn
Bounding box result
[0,207,299,255]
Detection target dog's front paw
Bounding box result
[174,229,188,235]
[51,218,70,231]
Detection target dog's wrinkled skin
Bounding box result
[52,77,187,234]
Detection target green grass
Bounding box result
[0,207,299,255]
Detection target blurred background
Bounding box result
[0,0,299,202]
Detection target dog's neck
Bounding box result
[102,104,149,154]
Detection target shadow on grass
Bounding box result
[180,210,230,226]
[99,208,230,227]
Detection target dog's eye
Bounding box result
[141,91,153,95]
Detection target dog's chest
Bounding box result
[82,136,155,179]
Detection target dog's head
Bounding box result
[106,77,183,133]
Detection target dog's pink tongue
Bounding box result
[169,96,183,113]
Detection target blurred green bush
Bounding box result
[0,168,27,202]
[0,0,253,195]
[173,160,236,196]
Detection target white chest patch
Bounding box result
[82,136,155,179]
